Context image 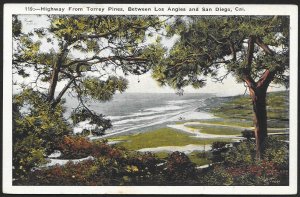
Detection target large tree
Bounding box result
[13,15,165,135]
[12,15,165,179]
[152,16,289,159]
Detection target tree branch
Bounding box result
[255,37,274,56]
[209,34,228,44]
[52,76,77,108]
[228,40,236,61]
[256,69,276,90]
[246,36,255,70]
[242,36,256,90]
[64,55,148,68]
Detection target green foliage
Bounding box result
[82,76,128,101]
[224,140,257,166]
[211,91,289,127]
[13,15,166,135]
[203,165,234,186]
[202,136,289,186]
[70,108,111,136]
[210,141,230,163]
[13,89,70,180]
[153,16,289,91]
[263,136,289,168]
[12,15,22,37]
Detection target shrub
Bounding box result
[241,129,255,140]
[22,149,165,186]
[203,136,289,186]
[203,165,233,186]
[211,141,228,150]
[17,135,289,186]
[210,141,230,163]
[120,152,165,185]
[223,140,256,166]
[225,160,281,185]
[24,159,111,186]
[164,151,198,185]
[263,136,289,168]
[58,136,124,159]
[58,136,93,159]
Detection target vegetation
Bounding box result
[16,135,288,186]
[153,151,211,166]
[12,15,289,186]
[108,127,232,150]
[13,89,70,180]
[186,125,242,135]
[210,91,289,127]
[12,15,164,182]
[13,15,165,135]
[152,16,289,159]
[203,136,289,186]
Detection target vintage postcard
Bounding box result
[2,3,298,195]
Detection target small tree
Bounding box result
[152,16,289,159]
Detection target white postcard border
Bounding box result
[3,3,298,195]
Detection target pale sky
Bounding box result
[15,15,286,97]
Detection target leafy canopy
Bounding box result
[152,16,289,91]
[13,15,166,134]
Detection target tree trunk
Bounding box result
[249,88,268,160]
[47,62,60,103]
[47,44,68,106]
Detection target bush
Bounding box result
[21,149,165,186]
[164,151,198,185]
[58,136,123,160]
[211,141,230,163]
[241,129,255,140]
[203,136,289,186]
[58,136,93,159]
[223,140,256,166]
[203,165,233,185]
[263,136,289,168]
[211,141,228,150]
[16,135,289,186]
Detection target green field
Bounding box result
[108,127,232,151]
[210,91,289,128]
[186,125,243,135]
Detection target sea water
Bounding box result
[63,93,215,137]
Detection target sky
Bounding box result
[14,15,286,96]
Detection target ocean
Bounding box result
[64,93,215,137]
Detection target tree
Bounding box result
[13,15,165,135]
[12,15,165,180]
[152,16,289,159]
